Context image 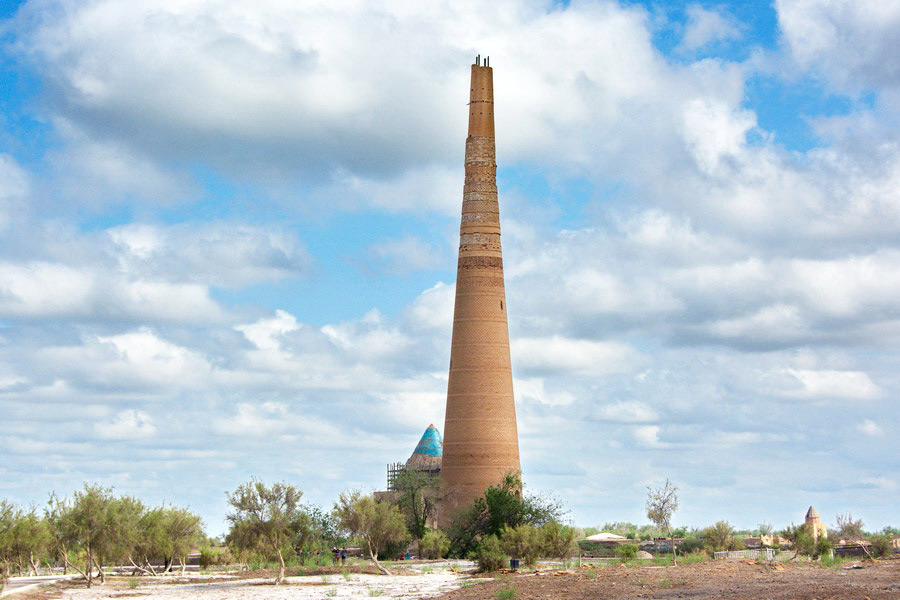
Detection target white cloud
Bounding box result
[784,368,881,400]
[94,410,156,440]
[594,401,659,423]
[777,0,900,92]
[633,424,662,447]
[512,336,641,376]
[680,5,743,51]
[856,419,884,437]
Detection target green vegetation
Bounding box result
[333,490,408,575]
[474,535,507,572]
[225,479,308,585]
[616,543,639,561]
[420,528,450,559]
[495,584,517,600]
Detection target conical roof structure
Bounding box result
[806,506,819,519]
[405,424,442,470]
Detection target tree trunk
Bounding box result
[94,557,105,584]
[128,557,152,576]
[180,556,186,575]
[669,530,677,566]
[275,549,285,585]
[29,552,39,576]
[86,545,93,588]
[367,540,392,576]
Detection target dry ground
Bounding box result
[8,558,899,600]
[446,558,900,600]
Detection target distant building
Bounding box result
[386,424,442,490]
[805,506,828,540]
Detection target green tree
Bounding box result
[538,521,577,562]
[447,473,563,557]
[780,523,821,559]
[645,479,679,565]
[870,534,893,559]
[63,484,117,587]
[473,535,507,572]
[500,524,540,566]
[392,469,441,555]
[333,491,408,575]
[703,520,736,553]
[226,479,308,584]
[160,506,205,573]
[420,529,450,559]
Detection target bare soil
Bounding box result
[442,558,900,600]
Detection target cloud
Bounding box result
[856,419,883,437]
[365,235,445,275]
[593,401,659,423]
[93,410,156,440]
[777,0,900,92]
[783,368,881,400]
[680,5,743,51]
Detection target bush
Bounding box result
[870,535,892,558]
[676,539,705,556]
[539,521,577,561]
[474,535,508,573]
[500,524,540,566]
[199,546,232,568]
[815,537,833,559]
[617,543,639,561]
[420,529,450,559]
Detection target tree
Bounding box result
[333,491,408,575]
[780,523,829,559]
[446,473,563,557]
[161,506,205,573]
[63,484,117,587]
[500,524,540,566]
[392,468,441,555]
[226,479,308,584]
[645,479,679,564]
[835,512,865,540]
[703,520,736,552]
[420,529,450,559]
[538,521,578,562]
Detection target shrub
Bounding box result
[474,535,508,573]
[870,535,892,559]
[538,521,578,561]
[495,584,516,600]
[199,546,232,568]
[421,529,450,559]
[500,524,540,566]
[676,539,705,556]
[617,543,639,561]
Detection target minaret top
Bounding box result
[468,56,494,138]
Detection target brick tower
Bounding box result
[441,56,521,516]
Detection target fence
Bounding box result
[713,548,777,560]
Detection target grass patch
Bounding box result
[325,587,338,597]
[368,589,384,596]
[128,578,140,589]
[341,569,351,581]
[419,565,433,574]
[495,584,516,600]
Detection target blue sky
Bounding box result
[1,0,898,536]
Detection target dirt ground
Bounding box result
[9,558,899,600]
[443,558,900,600]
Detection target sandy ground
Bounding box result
[11,558,900,600]
[13,562,474,600]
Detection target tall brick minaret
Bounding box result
[441,56,521,515]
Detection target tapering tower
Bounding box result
[442,56,521,515]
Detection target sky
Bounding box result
[0,0,898,537]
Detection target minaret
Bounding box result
[441,56,521,515]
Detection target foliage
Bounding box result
[869,534,893,559]
[645,479,679,564]
[420,529,450,559]
[198,545,232,568]
[617,543,639,560]
[702,521,735,552]
[834,512,865,540]
[676,539,706,556]
[538,521,577,561]
[500,524,540,566]
[447,473,563,557]
[495,584,517,600]
[391,469,441,548]
[780,523,830,558]
[226,479,308,585]
[473,535,507,573]
[332,491,408,575]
